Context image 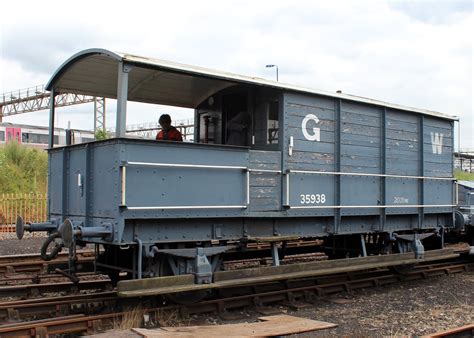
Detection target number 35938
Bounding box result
[300,194,326,204]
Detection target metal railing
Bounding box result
[110,119,195,140]
[0,193,47,232]
[1,85,47,104]
[284,169,456,209]
[0,84,100,118]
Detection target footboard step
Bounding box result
[132,314,337,337]
[118,248,458,297]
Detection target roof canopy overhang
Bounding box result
[46,49,240,108]
[46,48,458,120]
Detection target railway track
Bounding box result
[0,291,117,321]
[0,256,472,337]
[426,323,474,338]
[0,277,112,298]
[0,250,95,275]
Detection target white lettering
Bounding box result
[393,196,409,204]
[301,114,321,141]
[431,132,443,154]
[300,194,326,204]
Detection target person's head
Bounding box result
[159,114,172,131]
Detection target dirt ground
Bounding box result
[1,235,472,336]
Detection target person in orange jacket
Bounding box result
[156,114,183,141]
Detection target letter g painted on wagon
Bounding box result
[301,114,321,141]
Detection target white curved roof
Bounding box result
[46,48,458,121]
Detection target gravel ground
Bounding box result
[293,271,474,336]
[1,235,472,336]
[0,232,47,255]
[190,271,474,337]
[92,272,473,337]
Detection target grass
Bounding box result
[114,306,144,330]
[0,142,48,194]
[112,307,185,331]
[455,170,474,181]
[155,309,185,327]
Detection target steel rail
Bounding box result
[182,261,474,314]
[0,252,96,275]
[0,291,117,321]
[0,258,471,336]
[0,278,112,298]
[0,250,95,265]
[0,271,97,284]
[425,323,474,338]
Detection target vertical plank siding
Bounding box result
[249,150,281,211]
[283,92,454,222]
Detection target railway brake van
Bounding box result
[16,49,461,298]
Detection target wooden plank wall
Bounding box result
[386,110,419,176]
[341,102,381,174]
[282,92,454,215]
[249,150,281,211]
[284,93,336,172]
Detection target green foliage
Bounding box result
[95,129,109,140]
[455,170,474,181]
[0,142,48,194]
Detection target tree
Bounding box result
[95,129,110,140]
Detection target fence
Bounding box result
[0,193,47,232]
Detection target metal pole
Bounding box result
[457,121,461,153]
[48,89,56,148]
[266,65,279,82]
[116,62,132,138]
[418,115,425,229]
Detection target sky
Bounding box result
[0,0,472,149]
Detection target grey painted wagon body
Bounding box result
[47,101,455,245]
[20,49,459,281]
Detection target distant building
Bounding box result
[454,151,474,173]
[0,122,95,149]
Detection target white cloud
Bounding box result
[1,0,472,147]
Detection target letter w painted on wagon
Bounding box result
[431,132,443,155]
